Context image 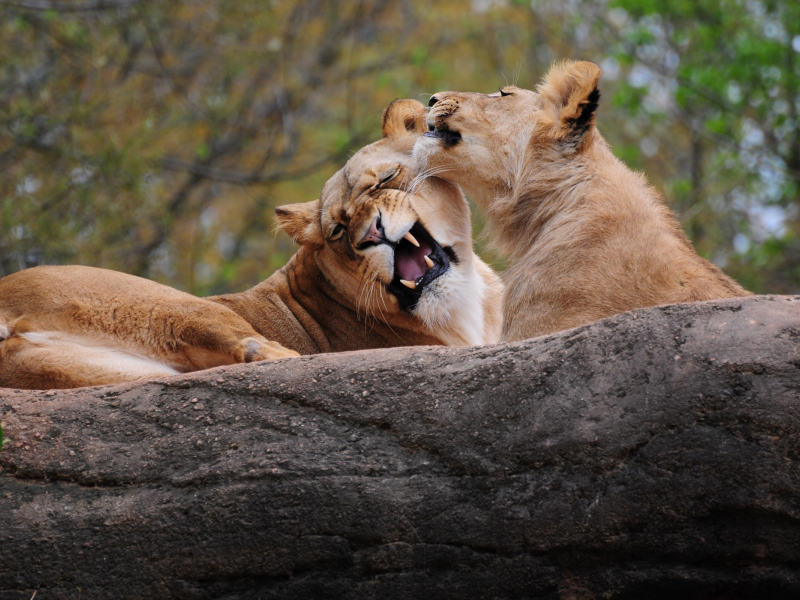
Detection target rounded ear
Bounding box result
[274,199,323,247]
[381,99,427,138]
[538,60,602,139]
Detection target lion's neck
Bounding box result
[469,136,628,263]
[209,247,444,354]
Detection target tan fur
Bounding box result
[415,60,750,342]
[0,267,297,389]
[214,99,503,352]
[0,99,502,389]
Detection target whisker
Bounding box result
[401,165,452,206]
[360,268,380,333]
[376,283,404,343]
[356,267,372,324]
[364,274,379,333]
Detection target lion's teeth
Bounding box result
[403,232,420,247]
[424,255,434,269]
[400,279,416,289]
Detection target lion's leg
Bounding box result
[0,266,299,390]
[145,302,300,371]
[0,315,294,390]
[181,331,299,370]
[0,319,180,390]
[46,294,300,373]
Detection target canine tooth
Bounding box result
[400,279,416,289]
[424,255,434,269]
[403,231,420,247]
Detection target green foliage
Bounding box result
[0,0,798,294]
[598,0,800,291]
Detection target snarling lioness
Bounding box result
[415,60,750,341]
[0,99,502,390]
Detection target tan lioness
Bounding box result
[0,99,502,390]
[414,60,750,341]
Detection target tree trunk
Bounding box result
[2,295,800,599]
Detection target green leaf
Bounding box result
[195,143,211,161]
[411,46,428,67]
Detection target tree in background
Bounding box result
[1,0,423,293]
[597,0,800,292]
[1,0,797,295]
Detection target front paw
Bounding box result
[241,338,300,362]
[431,98,459,127]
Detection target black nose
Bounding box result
[428,95,439,107]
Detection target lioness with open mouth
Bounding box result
[0,99,502,390]
[415,60,750,341]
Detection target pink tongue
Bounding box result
[396,240,432,281]
[397,251,426,281]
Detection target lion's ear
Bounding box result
[538,60,602,139]
[274,199,323,247]
[382,99,427,138]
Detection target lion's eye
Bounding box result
[330,223,345,240]
[499,88,513,97]
[377,170,398,188]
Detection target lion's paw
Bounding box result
[430,98,459,128]
[242,337,300,362]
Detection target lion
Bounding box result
[414,60,750,342]
[0,99,503,390]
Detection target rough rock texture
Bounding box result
[1,295,800,599]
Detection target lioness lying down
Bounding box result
[415,60,750,341]
[0,99,502,390]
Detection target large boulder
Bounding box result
[2,295,800,599]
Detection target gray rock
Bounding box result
[1,295,800,599]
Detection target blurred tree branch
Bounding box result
[3,0,797,295]
[159,147,363,187]
[2,0,142,11]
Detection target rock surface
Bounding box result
[2,295,800,599]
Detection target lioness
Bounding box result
[0,99,502,389]
[415,60,750,341]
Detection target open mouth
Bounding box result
[423,123,462,147]
[386,222,455,311]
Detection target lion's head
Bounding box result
[274,99,502,346]
[412,61,750,342]
[413,60,603,220]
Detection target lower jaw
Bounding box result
[387,277,432,312]
[387,282,423,312]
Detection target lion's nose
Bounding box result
[357,215,386,249]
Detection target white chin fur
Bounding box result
[414,262,486,346]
